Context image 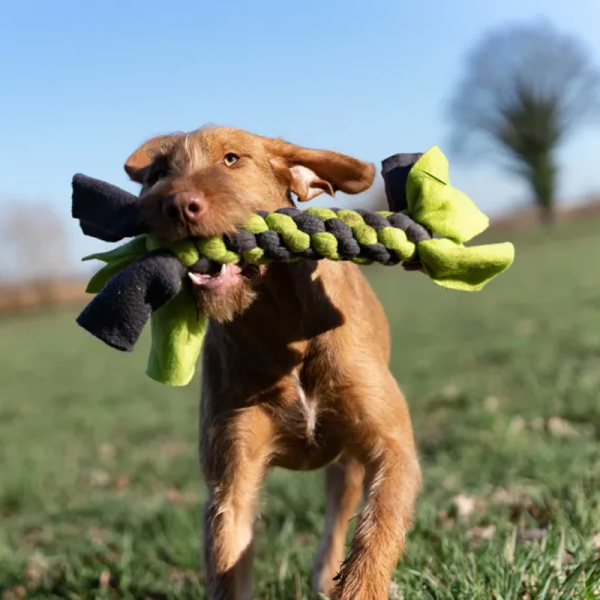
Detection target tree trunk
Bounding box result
[527,152,557,226]
[539,203,555,225]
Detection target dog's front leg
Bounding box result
[330,377,422,600]
[200,405,273,600]
[312,454,364,597]
[330,448,420,600]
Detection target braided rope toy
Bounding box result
[73,146,515,386]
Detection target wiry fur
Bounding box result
[124,125,422,599]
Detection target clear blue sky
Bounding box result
[1,0,599,265]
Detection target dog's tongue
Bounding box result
[188,264,242,290]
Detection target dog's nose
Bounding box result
[181,193,203,222]
[163,192,203,223]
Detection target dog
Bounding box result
[124,125,422,600]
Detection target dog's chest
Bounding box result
[294,377,318,441]
[270,370,343,471]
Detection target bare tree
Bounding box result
[446,20,600,223]
[0,201,71,300]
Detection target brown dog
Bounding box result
[124,126,422,600]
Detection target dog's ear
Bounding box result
[124,134,181,183]
[265,138,376,202]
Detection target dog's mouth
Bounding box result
[187,261,260,292]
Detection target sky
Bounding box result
[1,0,599,269]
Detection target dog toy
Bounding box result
[73,146,514,386]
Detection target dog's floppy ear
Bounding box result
[265,138,376,202]
[124,134,182,183]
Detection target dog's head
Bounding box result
[124,125,375,321]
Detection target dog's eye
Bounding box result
[223,153,240,167]
[146,168,169,187]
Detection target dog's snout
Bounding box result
[182,194,202,221]
[162,192,204,223]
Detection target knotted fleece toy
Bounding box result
[73,146,515,386]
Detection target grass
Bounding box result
[1,219,599,599]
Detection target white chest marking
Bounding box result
[297,382,317,440]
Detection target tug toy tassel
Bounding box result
[73,146,515,386]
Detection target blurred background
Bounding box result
[0,1,599,598]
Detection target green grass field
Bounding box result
[1,220,599,599]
